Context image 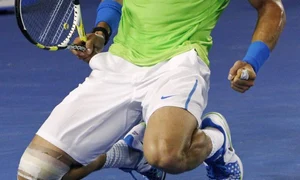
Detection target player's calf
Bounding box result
[144,130,211,174]
[143,107,212,174]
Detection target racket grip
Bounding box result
[68,44,86,52]
[240,69,249,80]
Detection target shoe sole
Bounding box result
[160,172,167,180]
[202,112,244,180]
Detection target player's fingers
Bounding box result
[70,48,87,58]
[236,68,255,81]
[228,61,244,80]
[231,83,248,93]
[79,53,92,60]
[72,36,83,45]
[70,49,80,56]
[233,71,254,87]
[238,69,249,80]
[85,39,94,55]
[70,49,87,60]
[234,79,254,87]
[246,69,256,80]
[85,33,103,54]
[239,67,256,80]
[71,49,90,60]
[231,85,245,93]
[92,34,105,54]
[231,82,250,91]
[70,38,86,54]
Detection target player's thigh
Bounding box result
[143,50,210,157]
[143,74,206,158]
[35,69,142,165]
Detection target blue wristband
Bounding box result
[242,41,270,73]
[95,0,122,35]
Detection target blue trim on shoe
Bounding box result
[124,135,134,148]
[124,135,143,152]
[202,117,226,165]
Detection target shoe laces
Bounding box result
[120,157,163,180]
[140,166,163,180]
[122,167,162,180]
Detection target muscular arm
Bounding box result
[228,0,286,93]
[249,0,286,50]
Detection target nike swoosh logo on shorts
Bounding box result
[161,95,174,99]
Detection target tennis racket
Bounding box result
[15,0,87,51]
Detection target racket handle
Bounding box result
[77,22,87,42]
[77,14,87,42]
[68,44,86,52]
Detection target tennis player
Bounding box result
[17,0,285,179]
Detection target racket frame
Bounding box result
[15,0,87,51]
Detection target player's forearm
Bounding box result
[63,155,106,180]
[251,0,286,50]
[93,0,123,43]
[63,164,98,180]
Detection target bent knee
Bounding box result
[144,140,187,174]
[18,148,70,180]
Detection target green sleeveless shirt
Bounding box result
[109,0,230,66]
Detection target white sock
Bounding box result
[202,127,224,158]
[103,140,139,169]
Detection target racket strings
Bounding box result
[52,2,74,44]
[39,0,65,43]
[20,0,75,46]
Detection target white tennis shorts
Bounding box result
[36,49,211,165]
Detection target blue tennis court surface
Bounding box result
[1,0,299,179]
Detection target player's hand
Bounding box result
[228,60,256,93]
[70,33,105,63]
